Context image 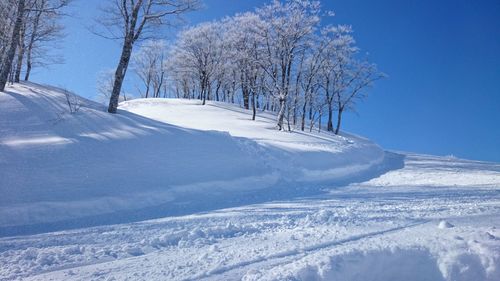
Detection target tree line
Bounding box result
[120,0,384,133]
[1,0,383,134]
[0,0,68,91]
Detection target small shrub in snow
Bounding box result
[63,89,81,114]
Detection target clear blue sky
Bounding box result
[31,0,500,162]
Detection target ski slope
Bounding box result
[0,82,385,234]
[1,82,499,281]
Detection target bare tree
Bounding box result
[162,0,383,133]
[319,25,357,132]
[334,60,385,134]
[95,0,199,113]
[169,21,223,105]
[132,40,167,98]
[299,38,326,131]
[63,88,81,113]
[96,69,115,104]
[0,1,17,60]
[96,68,132,104]
[13,6,28,83]
[225,12,264,119]
[0,0,26,91]
[0,0,68,90]
[23,0,66,81]
[255,0,320,130]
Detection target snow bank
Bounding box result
[243,247,499,281]
[0,82,386,235]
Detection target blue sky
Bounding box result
[31,0,500,162]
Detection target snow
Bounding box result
[120,98,386,182]
[0,82,384,233]
[438,220,454,229]
[1,82,499,281]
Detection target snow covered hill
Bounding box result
[0,82,386,236]
[1,82,499,281]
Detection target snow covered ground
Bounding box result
[0,83,384,236]
[1,83,499,280]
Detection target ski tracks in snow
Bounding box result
[192,220,430,281]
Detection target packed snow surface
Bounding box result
[1,83,499,281]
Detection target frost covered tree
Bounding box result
[255,0,321,130]
[0,1,17,71]
[318,25,357,132]
[0,0,68,91]
[333,59,384,134]
[132,40,167,98]
[163,0,382,132]
[22,0,66,82]
[0,0,27,91]
[95,0,199,113]
[96,69,131,104]
[169,21,224,105]
[225,12,265,119]
[298,37,326,131]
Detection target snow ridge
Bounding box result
[0,82,387,235]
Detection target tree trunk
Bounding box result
[251,91,256,121]
[14,25,26,83]
[318,111,322,133]
[145,81,150,98]
[24,6,42,81]
[201,76,208,105]
[335,107,343,135]
[276,97,286,130]
[327,100,333,132]
[242,88,249,109]
[301,98,307,131]
[108,36,133,113]
[293,95,298,125]
[215,81,221,101]
[207,81,212,101]
[155,71,165,98]
[0,0,25,92]
[24,60,32,81]
[287,105,291,131]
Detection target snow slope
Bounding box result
[1,82,499,281]
[0,82,385,236]
[1,154,499,281]
[120,98,386,182]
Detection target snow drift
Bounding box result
[0,82,388,235]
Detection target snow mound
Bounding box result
[439,220,455,229]
[243,247,500,281]
[0,82,388,235]
[120,98,387,182]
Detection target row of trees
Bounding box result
[128,0,384,133]
[1,0,381,134]
[0,0,68,91]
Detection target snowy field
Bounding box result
[1,83,499,280]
